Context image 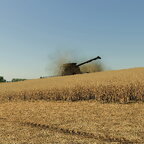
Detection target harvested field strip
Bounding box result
[0,117,137,143]
[21,121,137,143]
[0,101,143,143]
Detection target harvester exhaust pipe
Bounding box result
[77,56,101,67]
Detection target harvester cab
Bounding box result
[60,56,101,76]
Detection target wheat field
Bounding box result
[0,67,144,103]
[0,68,144,143]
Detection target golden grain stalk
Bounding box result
[0,68,144,103]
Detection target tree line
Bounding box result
[0,76,26,83]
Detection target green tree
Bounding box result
[11,78,26,82]
[0,76,6,83]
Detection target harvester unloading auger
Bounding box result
[60,56,101,76]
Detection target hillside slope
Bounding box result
[0,68,144,143]
[0,67,144,103]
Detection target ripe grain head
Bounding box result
[0,67,144,103]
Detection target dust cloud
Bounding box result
[47,50,77,76]
[80,61,105,73]
[47,50,105,76]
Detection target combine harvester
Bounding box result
[60,56,101,76]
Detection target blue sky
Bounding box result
[0,0,144,80]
